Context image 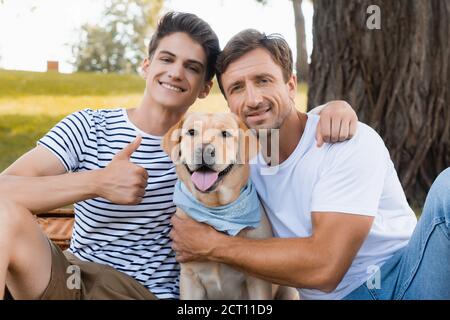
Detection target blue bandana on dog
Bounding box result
[173,180,261,236]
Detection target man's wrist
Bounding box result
[209,233,238,263]
[88,169,105,198]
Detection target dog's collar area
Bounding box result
[173,180,261,236]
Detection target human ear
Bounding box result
[287,74,297,101]
[198,80,213,99]
[140,58,150,79]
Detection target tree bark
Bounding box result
[292,0,309,82]
[308,0,450,207]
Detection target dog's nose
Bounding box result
[201,143,215,165]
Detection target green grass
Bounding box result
[0,69,147,171]
[0,114,65,170]
[0,69,145,97]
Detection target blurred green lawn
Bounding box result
[0,69,307,171]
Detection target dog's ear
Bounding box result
[235,114,259,164]
[161,117,184,163]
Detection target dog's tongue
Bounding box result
[191,170,219,192]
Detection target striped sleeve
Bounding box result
[37,109,94,172]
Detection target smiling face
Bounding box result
[142,32,212,112]
[220,48,297,130]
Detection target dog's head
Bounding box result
[162,113,258,197]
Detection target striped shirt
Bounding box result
[38,108,180,299]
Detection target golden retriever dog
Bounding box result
[162,112,299,300]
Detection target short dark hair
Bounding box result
[148,12,220,82]
[216,29,293,95]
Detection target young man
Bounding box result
[170,30,450,299]
[0,13,357,300]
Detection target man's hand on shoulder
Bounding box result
[314,100,358,147]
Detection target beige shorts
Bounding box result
[38,240,157,300]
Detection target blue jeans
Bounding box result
[344,168,450,300]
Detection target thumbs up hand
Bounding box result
[97,135,149,205]
[113,135,143,160]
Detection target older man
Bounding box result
[170,29,450,300]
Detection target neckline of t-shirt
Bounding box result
[121,108,163,140]
[257,113,318,171]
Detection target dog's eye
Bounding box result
[221,131,232,138]
[187,129,198,136]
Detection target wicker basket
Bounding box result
[36,208,74,250]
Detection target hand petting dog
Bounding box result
[170,214,222,263]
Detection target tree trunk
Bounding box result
[308,0,450,207]
[292,0,309,82]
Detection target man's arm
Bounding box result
[0,136,148,213]
[0,145,100,213]
[170,212,373,291]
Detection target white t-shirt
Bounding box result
[250,114,417,300]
